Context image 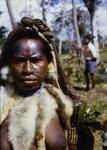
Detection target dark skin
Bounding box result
[84,38,96,90]
[10,39,49,91]
[0,113,66,150]
[0,38,74,150]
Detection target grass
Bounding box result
[100,50,107,63]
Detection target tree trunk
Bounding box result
[72,0,82,80]
[72,0,82,48]
[92,14,100,54]
[5,0,16,29]
[41,0,47,22]
[90,13,94,43]
[90,12,100,63]
[58,40,62,54]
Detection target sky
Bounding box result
[0,0,107,38]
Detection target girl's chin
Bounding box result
[18,82,42,91]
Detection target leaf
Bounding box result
[77,102,87,124]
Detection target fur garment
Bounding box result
[5,84,73,150]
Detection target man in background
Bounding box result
[83,35,98,91]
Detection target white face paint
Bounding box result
[13,39,44,59]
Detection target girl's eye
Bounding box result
[30,58,41,63]
[30,56,45,63]
[13,58,25,63]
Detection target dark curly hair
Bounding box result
[1,17,54,67]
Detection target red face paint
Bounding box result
[24,40,31,59]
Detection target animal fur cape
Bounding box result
[1,84,73,150]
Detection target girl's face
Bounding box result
[10,38,48,91]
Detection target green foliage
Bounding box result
[77,102,87,124]
[77,101,102,124]
[79,23,86,37]
[83,0,102,13]
[77,8,90,38]
[60,52,85,85]
[96,51,107,83]
[61,50,107,85]
[100,50,107,62]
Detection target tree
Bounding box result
[40,0,50,22]
[50,6,75,53]
[0,12,8,48]
[72,0,82,48]
[40,0,47,22]
[5,0,16,29]
[83,0,101,54]
[0,26,8,46]
[72,0,84,80]
[77,9,90,39]
[19,0,33,18]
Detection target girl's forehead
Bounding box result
[13,39,44,57]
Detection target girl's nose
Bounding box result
[22,60,33,74]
